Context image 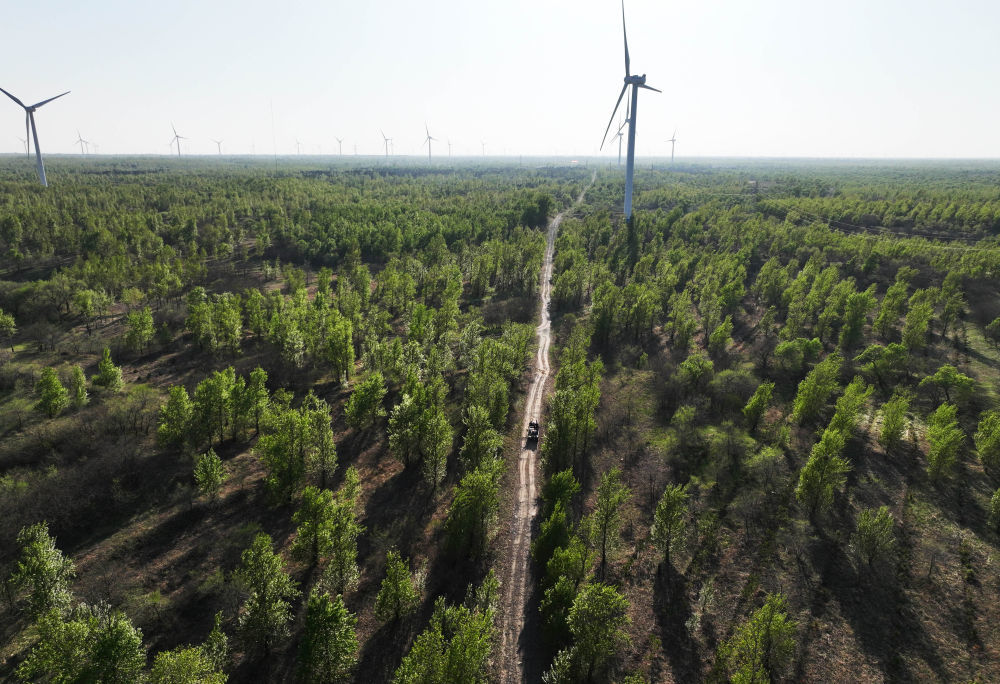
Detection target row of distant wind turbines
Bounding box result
[2,1,668,222]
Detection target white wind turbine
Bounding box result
[600,2,660,221]
[380,129,392,158]
[447,139,452,157]
[168,123,187,157]
[0,87,70,186]
[422,123,437,162]
[666,129,677,166]
[16,136,28,156]
[75,130,89,155]
[481,140,486,156]
[335,137,344,155]
[212,139,223,155]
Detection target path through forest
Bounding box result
[498,171,595,683]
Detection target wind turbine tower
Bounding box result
[169,123,187,157]
[422,123,437,162]
[666,129,677,166]
[212,139,223,155]
[16,136,28,156]
[75,130,89,155]
[600,2,660,221]
[447,139,452,157]
[0,87,70,186]
[335,137,344,155]
[380,129,392,158]
[481,140,486,157]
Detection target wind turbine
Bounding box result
[666,129,677,166]
[481,140,486,157]
[447,139,452,157]
[600,2,660,221]
[422,123,437,162]
[0,87,70,186]
[212,139,223,155]
[168,123,186,157]
[295,139,302,155]
[75,130,89,155]
[335,137,343,155]
[16,136,28,156]
[380,129,392,158]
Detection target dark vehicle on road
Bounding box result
[527,421,539,443]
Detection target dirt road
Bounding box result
[498,172,594,683]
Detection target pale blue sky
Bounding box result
[2,0,999,158]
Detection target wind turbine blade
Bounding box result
[638,84,661,93]
[0,87,25,108]
[29,91,70,109]
[622,1,630,76]
[600,84,630,149]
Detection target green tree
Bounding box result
[158,385,194,450]
[533,502,571,571]
[93,346,124,392]
[586,467,630,581]
[11,521,75,617]
[246,366,270,433]
[293,486,337,566]
[392,597,494,684]
[743,381,774,432]
[321,472,365,594]
[149,645,227,684]
[69,365,88,408]
[194,449,226,501]
[651,484,688,572]
[193,367,236,447]
[919,364,975,404]
[233,533,299,657]
[791,352,841,424]
[446,457,504,557]
[0,308,16,351]
[719,593,796,684]
[125,305,155,352]
[419,406,453,492]
[388,394,421,467]
[17,603,146,684]
[878,393,910,452]
[850,505,896,572]
[828,376,873,435]
[541,469,581,518]
[901,293,934,352]
[795,428,851,520]
[975,410,1000,471]
[344,371,387,431]
[374,549,419,623]
[566,583,630,682]
[459,404,504,470]
[927,402,964,482]
[257,404,308,502]
[299,591,358,684]
[989,488,1000,531]
[35,367,69,418]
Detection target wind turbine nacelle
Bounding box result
[625,74,647,85]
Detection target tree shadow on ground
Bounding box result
[653,563,699,682]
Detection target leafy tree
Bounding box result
[392,596,494,684]
[193,367,236,447]
[17,603,146,684]
[0,308,16,351]
[718,593,796,684]
[69,364,88,408]
[446,457,504,557]
[586,467,630,581]
[93,346,124,392]
[344,371,387,431]
[321,472,365,595]
[388,394,421,467]
[850,505,896,572]
[975,410,1000,471]
[459,404,504,470]
[651,484,689,571]
[257,404,308,502]
[986,317,1000,349]
[919,364,975,404]
[828,376,873,435]
[233,533,299,657]
[149,645,227,684]
[158,385,194,450]
[202,610,229,672]
[302,392,337,490]
[299,591,358,684]
[927,402,964,482]
[11,521,76,618]
[743,381,774,432]
[541,469,581,518]
[565,583,630,682]
[374,549,419,623]
[246,366,270,433]
[839,285,877,349]
[293,486,337,566]
[901,292,935,352]
[533,502,572,570]
[989,488,1000,532]
[878,393,910,452]
[791,352,841,424]
[795,428,851,520]
[419,406,453,492]
[708,315,733,358]
[873,268,913,339]
[35,367,69,418]
[194,449,226,501]
[125,305,155,352]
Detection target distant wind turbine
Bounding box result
[447,139,452,157]
[295,139,302,155]
[335,137,343,155]
[212,139,223,155]
[380,129,392,158]
[75,130,89,155]
[600,2,660,221]
[422,123,437,162]
[16,136,28,156]
[666,129,677,166]
[0,86,70,186]
[481,140,486,157]
[168,123,187,157]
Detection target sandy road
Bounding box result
[498,172,595,683]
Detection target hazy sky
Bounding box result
[3,0,999,158]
